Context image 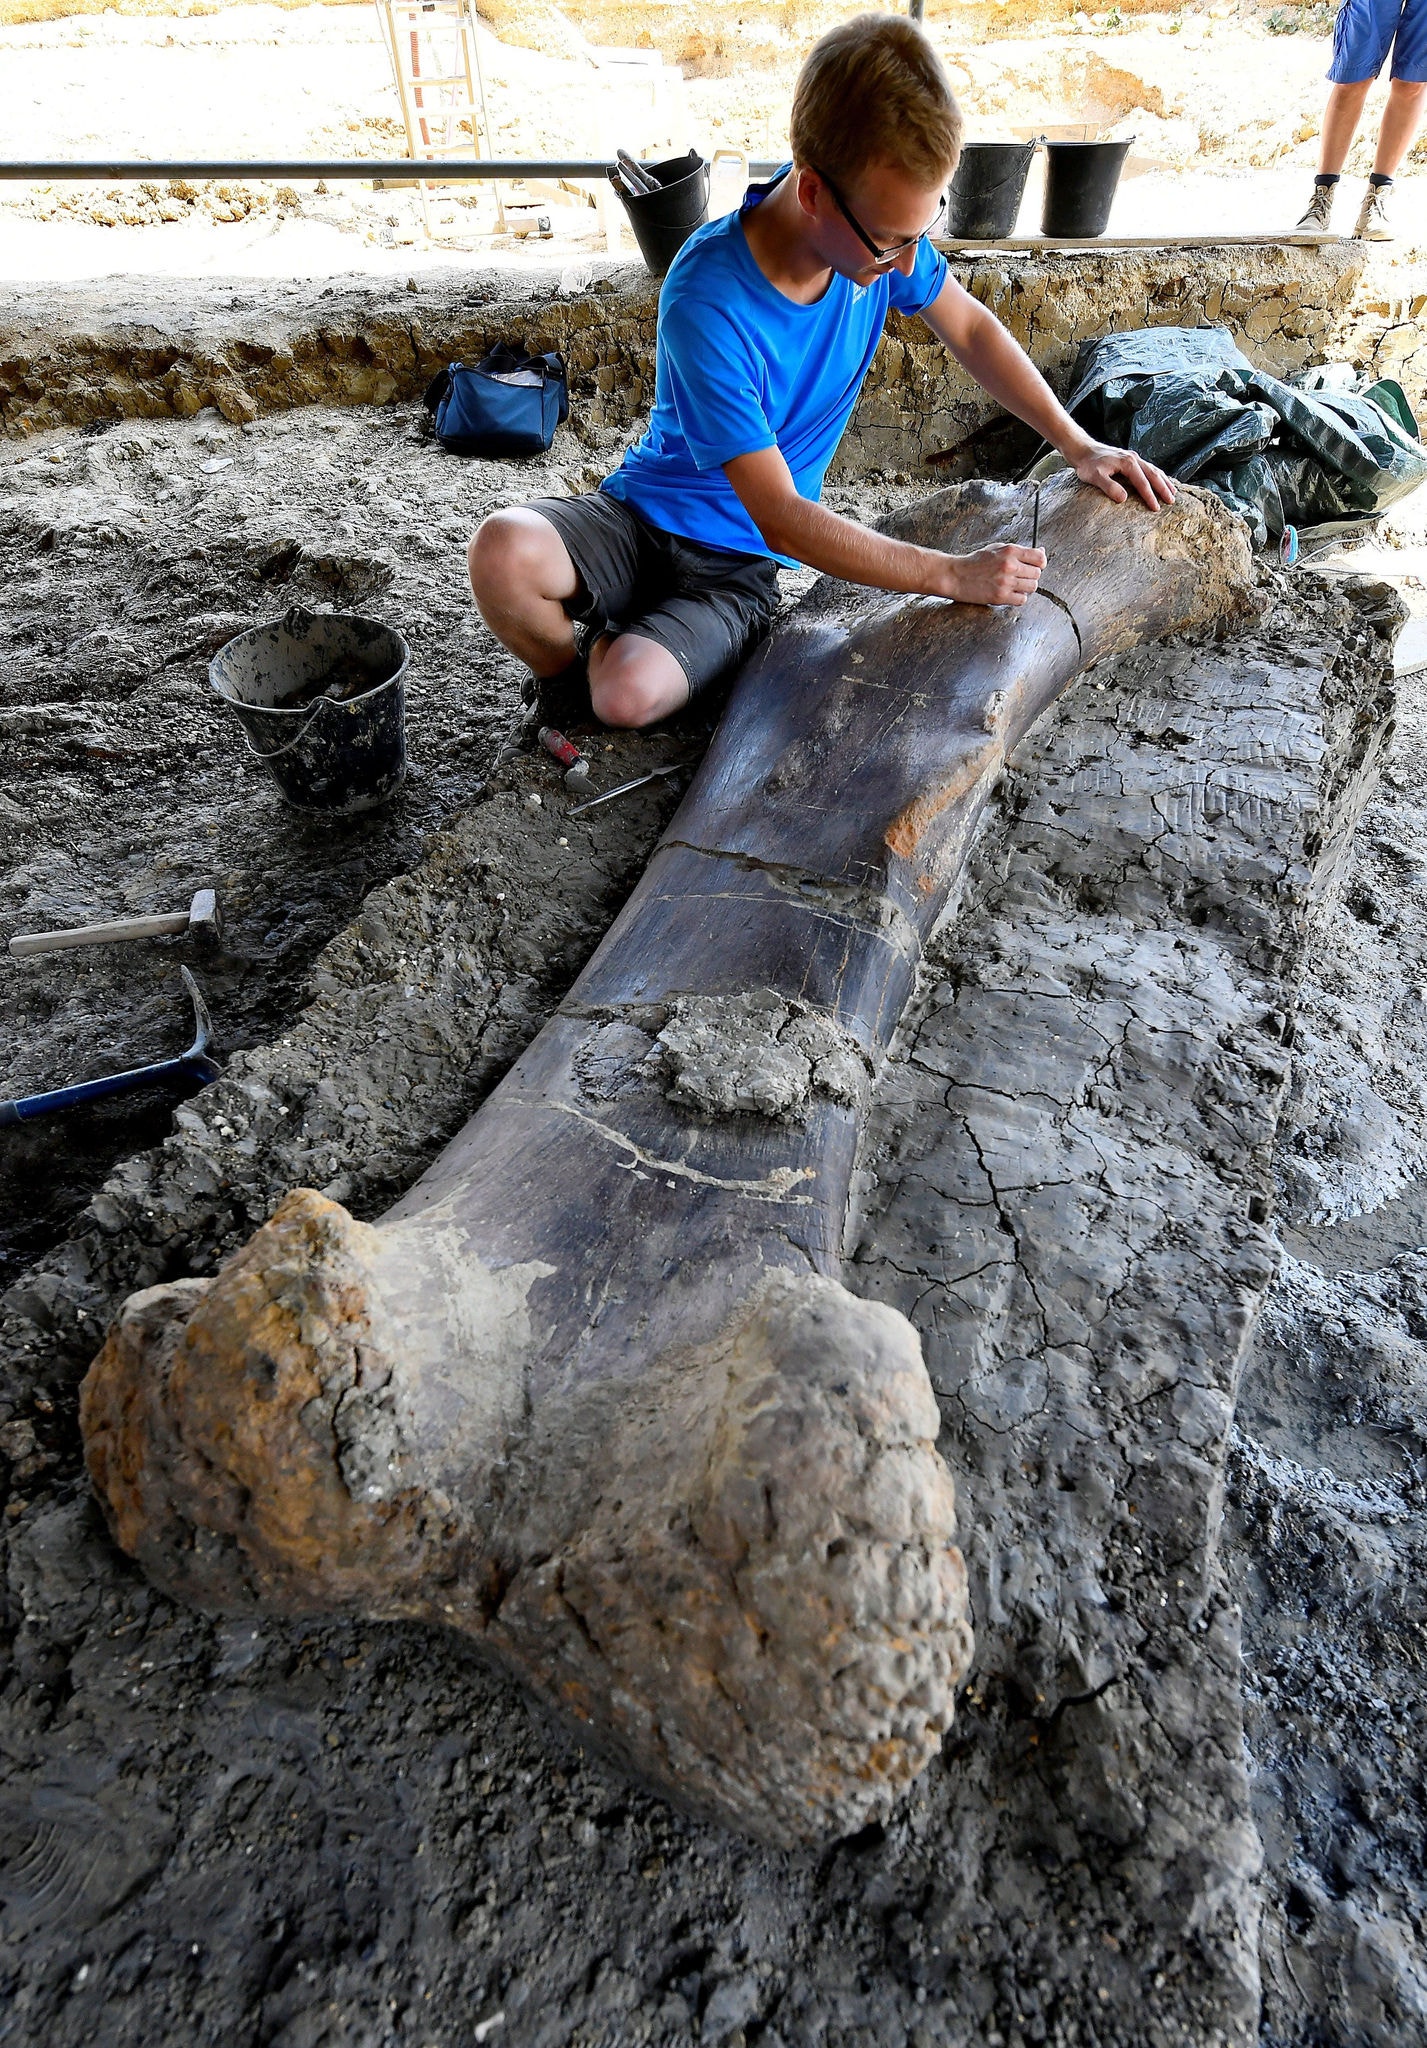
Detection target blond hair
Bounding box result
[790,13,963,188]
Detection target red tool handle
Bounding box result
[538,726,591,787]
[538,726,583,770]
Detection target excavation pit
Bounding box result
[0,256,1423,2048]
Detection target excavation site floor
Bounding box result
[1,400,1425,2048]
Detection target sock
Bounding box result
[1370,172,1393,188]
[1314,173,1341,187]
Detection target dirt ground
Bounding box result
[0,382,1425,2044]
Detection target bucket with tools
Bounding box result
[947,140,1038,240]
[210,606,409,815]
[609,148,710,276]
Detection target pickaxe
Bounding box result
[0,968,220,1126]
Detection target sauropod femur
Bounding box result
[83,478,1255,1846]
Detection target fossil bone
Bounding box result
[82,477,1255,1846]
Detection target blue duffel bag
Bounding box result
[423,343,569,456]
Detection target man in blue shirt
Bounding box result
[469,12,1173,733]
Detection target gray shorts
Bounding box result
[525,490,780,702]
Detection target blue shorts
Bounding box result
[1328,0,1427,81]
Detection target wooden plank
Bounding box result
[937,232,1344,252]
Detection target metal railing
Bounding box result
[0,159,783,183]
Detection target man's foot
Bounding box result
[496,656,592,762]
[521,655,593,731]
[1295,182,1337,231]
[1353,182,1394,241]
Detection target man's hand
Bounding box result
[935,542,1046,608]
[721,448,1047,608]
[918,283,1179,517]
[1070,441,1177,510]
[724,445,1054,602]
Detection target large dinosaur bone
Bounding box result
[82,477,1254,1846]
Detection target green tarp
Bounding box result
[1062,326,1427,549]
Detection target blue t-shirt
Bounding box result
[601,168,947,567]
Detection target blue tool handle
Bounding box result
[0,1052,220,1127]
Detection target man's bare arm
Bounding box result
[723,445,1045,607]
[918,275,1177,511]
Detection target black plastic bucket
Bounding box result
[947,140,1037,240]
[610,149,710,277]
[210,606,409,815]
[1041,139,1132,237]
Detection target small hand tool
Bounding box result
[568,761,693,816]
[1030,480,1041,553]
[537,725,592,790]
[9,887,221,960]
[0,967,220,1126]
[616,148,661,195]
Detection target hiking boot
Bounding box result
[1295,182,1336,231]
[1353,183,1393,241]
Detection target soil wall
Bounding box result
[0,242,1389,466]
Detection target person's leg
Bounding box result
[1374,77,1427,173]
[1302,0,1399,221]
[587,632,691,728]
[589,544,781,731]
[467,508,582,677]
[1354,11,1426,235]
[1380,0,1427,169]
[1319,78,1375,172]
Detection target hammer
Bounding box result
[9,888,221,960]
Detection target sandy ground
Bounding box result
[0,2,1422,285]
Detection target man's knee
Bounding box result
[589,669,663,729]
[467,509,562,606]
[589,639,688,729]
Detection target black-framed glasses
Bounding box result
[814,169,947,266]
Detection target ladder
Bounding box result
[374,0,506,234]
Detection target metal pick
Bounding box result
[567,761,692,816]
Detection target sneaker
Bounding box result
[519,654,592,732]
[1353,183,1393,241]
[1295,183,1336,231]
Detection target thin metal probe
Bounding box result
[567,761,693,816]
